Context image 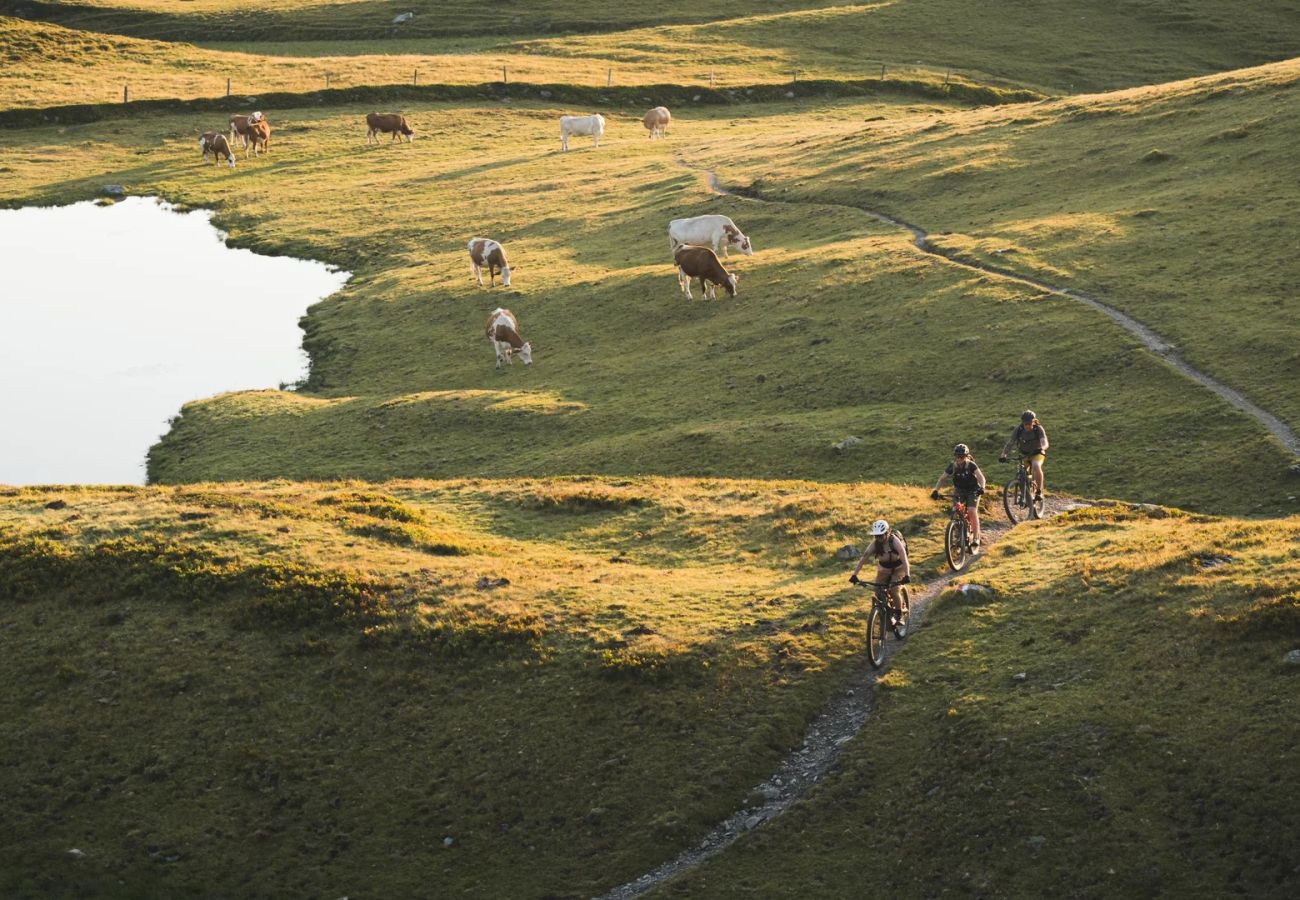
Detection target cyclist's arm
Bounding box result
[975,466,987,492]
[849,543,876,580]
[933,471,951,492]
[999,430,1017,458]
[1037,426,1049,452]
[892,536,910,582]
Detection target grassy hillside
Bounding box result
[689,58,1300,441]
[2,0,847,40]
[4,15,987,111]
[10,1,1299,92]
[0,476,942,897]
[652,502,1300,897]
[1,89,1294,514]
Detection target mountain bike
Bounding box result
[859,579,911,669]
[944,497,978,571]
[1003,456,1044,523]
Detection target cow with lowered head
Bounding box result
[674,245,738,300]
[366,112,414,144]
[468,238,512,288]
[485,307,533,369]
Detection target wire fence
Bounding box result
[107,60,989,107]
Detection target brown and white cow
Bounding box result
[229,111,265,151]
[643,106,671,139]
[674,245,738,300]
[468,238,512,288]
[485,307,532,369]
[366,112,414,144]
[242,118,271,157]
[199,131,235,169]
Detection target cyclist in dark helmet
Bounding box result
[1000,410,1049,501]
[932,442,987,548]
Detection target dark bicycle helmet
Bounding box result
[953,443,970,456]
[1021,410,1036,423]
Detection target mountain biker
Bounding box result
[848,519,910,622]
[931,442,986,549]
[1000,410,1049,502]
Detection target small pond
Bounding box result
[0,197,350,485]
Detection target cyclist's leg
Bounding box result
[970,499,982,543]
[1030,457,1045,495]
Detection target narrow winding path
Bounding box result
[703,171,1300,457]
[601,167,1298,898]
[600,499,1080,900]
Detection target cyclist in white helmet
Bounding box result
[849,519,910,621]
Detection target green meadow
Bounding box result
[2,0,1298,896]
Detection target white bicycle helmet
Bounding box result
[871,519,889,536]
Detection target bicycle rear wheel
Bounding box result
[894,586,912,639]
[945,519,968,571]
[1003,475,1028,524]
[866,604,886,669]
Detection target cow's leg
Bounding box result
[677,266,691,299]
[472,263,483,287]
[494,341,504,369]
[489,266,496,288]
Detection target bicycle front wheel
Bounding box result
[1003,476,1027,524]
[866,604,886,669]
[945,519,968,571]
[1030,489,1045,520]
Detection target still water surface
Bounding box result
[0,197,349,485]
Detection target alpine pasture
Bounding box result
[1,1,1298,897]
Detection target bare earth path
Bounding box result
[599,498,1081,900]
[601,164,1299,898]
[702,171,1300,457]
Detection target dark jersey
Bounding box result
[945,460,982,491]
[1013,423,1047,456]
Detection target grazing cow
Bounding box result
[674,245,738,300]
[468,238,512,288]
[485,307,533,369]
[668,214,753,258]
[366,112,414,144]
[643,106,671,139]
[199,131,235,169]
[560,114,605,151]
[229,111,265,150]
[242,118,271,157]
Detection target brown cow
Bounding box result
[229,111,265,150]
[199,131,235,169]
[468,237,512,288]
[673,245,738,300]
[643,106,671,139]
[366,112,414,144]
[485,307,532,369]
[243,118,271,157]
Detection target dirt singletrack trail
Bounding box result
[599,496,1079,900]
[695,169,1300,457]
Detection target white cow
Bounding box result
[668,214,753,258]
[485,307,533,369]
[560,114,605,152]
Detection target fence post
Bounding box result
[226,77,231,97]
[880,63,886,81]
[123,84,128,103]
[325,73,330,89]
[944,68,951,85]
[709,70,714,88]
[502,65,508,84]
[607,67,612,87]
[414,69,418,86]
[792,70,798,84]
